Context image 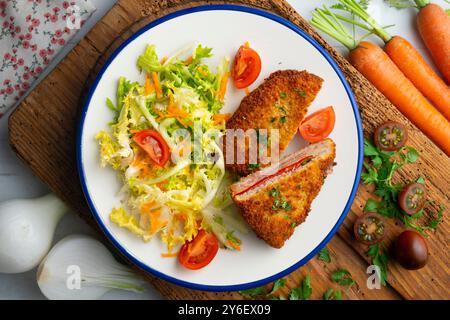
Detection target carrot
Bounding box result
[311,6,450,156]
[384,36,450,120]
[151,72,162,98]
[335,0,450,120]
[212,113,232,124]
[244,87,250,95]
[184,55,193,65]
[218,71,229,102]
[416,2,450,84]
[144,74,155,95]
[161,252,179,258]
[226,240,241,251]
[350,41,450,155]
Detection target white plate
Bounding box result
[78,5,363,291]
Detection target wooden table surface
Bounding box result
[7,0,449,300]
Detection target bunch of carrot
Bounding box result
[311,0,450,156]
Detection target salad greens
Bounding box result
[96,43,243,251]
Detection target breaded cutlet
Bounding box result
[224,70,324,177]
[230,139,336,248]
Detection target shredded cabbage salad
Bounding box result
[96,44,246,252]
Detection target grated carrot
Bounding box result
[212,113,232,124]
[144,74,155,95]
[244,87,250,95]
[184,56,193,64]
[161,252,179,258]
[227,240,241,251]
[218,71,229,102]
[151,72,162,98]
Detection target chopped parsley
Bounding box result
[280,92,288,99]
[318,246,331,263]
[331,269,355,287]
[295,88,306,97]
[280,116,287,124]
[269,188,280,198]
[270,117,277,123]
[270,190,292,211]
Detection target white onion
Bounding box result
[37,234,146,300]
[0,193,67,274]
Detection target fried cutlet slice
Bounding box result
[230,139,336,248]
[224,70,324,177]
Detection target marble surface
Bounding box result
[0,0,446,300]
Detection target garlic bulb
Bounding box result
[37,234,146,300]
[0,193,67,274]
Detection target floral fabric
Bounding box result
[0,0,96,117]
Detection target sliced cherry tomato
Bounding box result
[232,43,262,89]
[374,121,408,151]
[178,230,219,270]
[398,183,426,215]
[353,212,386,245]
[299,106,336,143]
[132,129,170,167]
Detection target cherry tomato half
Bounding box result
[232,43,262,89]
[132,129,170,167]
[178,230,219,270]
[353,212,386,245]
[374,121,408,151]
[398,183,426,215]
[395,230,428,270]
[299,106,336,143]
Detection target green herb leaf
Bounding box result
[405,147,419,163]
[270,278,287,294]
[239,286,267,297]
[425,205,445,230]
[331,269,355,287]
[416,176,425,184]
[366,244,389,286]
[289,275,312,300]
[323,288,343,300]
[363,198,379,213]
[323,288,334,300]
[280,116,287,124]
[318,246,331,263]
[280,92,288,99]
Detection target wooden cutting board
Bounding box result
[8,0,449,300]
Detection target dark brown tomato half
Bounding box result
[374,121,408,151]
[399,183,427,215]
[395,230,428,270]
[353,212,386,245]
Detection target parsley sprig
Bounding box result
[366,243,389,286]
[362,139,444,235]
[289,275,313,300]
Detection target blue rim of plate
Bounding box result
[77,4,364,292]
